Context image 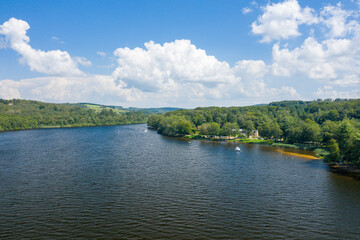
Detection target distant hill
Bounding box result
[67,103,181,114]
[0,99,182,132]
[127,107,181,114]
[0,99,148,132]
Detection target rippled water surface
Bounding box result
[1,124,360,239]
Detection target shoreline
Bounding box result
[0,122,147,134]
[168,132,360,181]
[273,149,319,160]
[182,133,321,158]
[328,164,360,181]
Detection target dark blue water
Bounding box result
[1,124,360,239]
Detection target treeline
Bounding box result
[148,99,360,166]
[0,99,148,131]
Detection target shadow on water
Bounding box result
[300,159,329,170]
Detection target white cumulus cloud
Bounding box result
[251,0,318,42]
[112,40,298,105]
[113,39,236,93]
[74,56,92,67]
[0,79,22,99]
[0,18,84,76]
[97,51,106,57]
[271,33,360,79]
[247,1,360,101]
[242,7,253,14]
[330,74,360,87]
[320,3,359,38]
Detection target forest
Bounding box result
[0,99,148,131]
[147,99,360,166]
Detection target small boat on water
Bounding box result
[235,146,241,151]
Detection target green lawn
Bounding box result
[84,104,127,114]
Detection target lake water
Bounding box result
[1,124,360,239]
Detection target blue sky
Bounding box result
[0,0,359,107]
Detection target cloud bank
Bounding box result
[0,0,360,107]
[0,25,298,107]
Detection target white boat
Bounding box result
[235,146,241,151]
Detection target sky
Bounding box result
[0,0,360,108]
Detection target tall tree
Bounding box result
[325,139,340,163]
[208,122,220,136]
[221,122,239,136]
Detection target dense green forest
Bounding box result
[0,99,148,131]
[148,99,360,166]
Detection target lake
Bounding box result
[1,124,360,239]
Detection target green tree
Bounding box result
[272,122,283,140]
[243,120,254,137]
[348,138,360,165]
[321,120,338,143]
[192,112,206,126]
[199,123,210,135]
[326,110,340,121]
[325,139,340,163]
[259,122,272,139]
[278,115,296,131]
[208,122,220,136]
[226,113,237,123]
[176,119,193,135]
[148,115,162,129]
[300,119,321,142]
[335,120,355,151]
[285,126,302,143]
[221,122,239,136]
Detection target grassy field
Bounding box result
[84,104,127,114]
[231,138,273,144]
